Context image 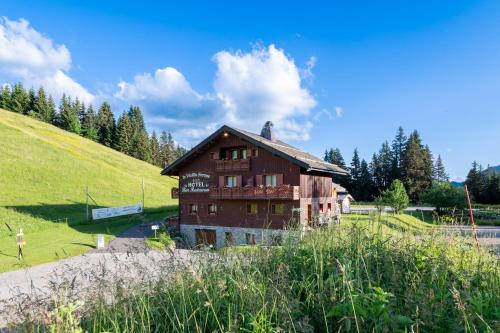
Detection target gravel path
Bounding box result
[0,223,198,329]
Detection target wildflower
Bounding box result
[204,301,211,307]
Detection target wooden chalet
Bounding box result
[162,121,348,248]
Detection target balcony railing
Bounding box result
[209,185,300,200]
[215,159,250,172]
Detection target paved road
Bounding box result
[91,222,155,253]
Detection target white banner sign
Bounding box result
[92,204,143,220]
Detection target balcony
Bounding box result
[215,159,251,172]
[209,185,300,200]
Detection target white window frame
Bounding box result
[226,176,237,188]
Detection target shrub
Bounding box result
[422,182,467,214]
[379,179,409,214]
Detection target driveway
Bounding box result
[0,222,197,329]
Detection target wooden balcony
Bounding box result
[209,185,300,200]
[215,159,250,172]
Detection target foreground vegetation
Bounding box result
[0,109,177,272]
[36,215,499,332]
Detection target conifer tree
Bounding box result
[357,159,375,201]
[34,87,54,122]
[10,83,29,113]
[391,126,407,180]
[160,130,175,167]
[81,104,99,141]
[127,106,151,162]
[59,94,81,134]
[433,154,448,183]
[115,113,133,154]
[27,87,36,115]
[97,102,116,147]
[149,130,161,167]
[0,85,12,110]
[348,148,361,193]
[401,131,432,201]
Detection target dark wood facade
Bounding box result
[163,124,347,247]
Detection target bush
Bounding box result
[422,182,467,213]
[145,229,174,250]
[379,179,409,214]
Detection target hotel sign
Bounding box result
[181,172,211,193]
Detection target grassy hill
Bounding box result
[0,109,177,272]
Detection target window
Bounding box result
[319,204,324,213]
[208,203,217,215]
[231,150,238,160]
[252,149,259,157]
[246,233,256,245]
[265,175,277,187]
[271,203,285,215]
[209,152,215,160]
[327,203,332,213]
[247,203,258,214]
[225,232,233,246]
[189,204,198,215]
[226,176,237,188]
[240,149,247,159]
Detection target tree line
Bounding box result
[465,162,500,204]
[0,83,186,168]
[324,126,448,202]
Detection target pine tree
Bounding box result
[10,83,29,113]
[81,104,99,141]
[433,154,448,183]
[34,87,55,122]
[149,130,161,167]
[324,149,330,163]
[160,130,174,167]
[371,153,383,191]
[466,161,482,202]
[391,126,407,180]
[377,141,393,190]
[357,159,375,201]
[0,85,12,110]
[127,106,151,162]
[27,88,36,115]
[401,131,432,202]
[348,148,361,194]
[115,113,133,154]
[97,102,116,147]
[60,95,81,134]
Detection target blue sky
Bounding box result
[1,0,499,180]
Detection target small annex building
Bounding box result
[162,121,348,248]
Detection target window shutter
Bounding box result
[256,175,263,186]
[276,174,284,186]
[236,175,242,187]
[219,176,225,188]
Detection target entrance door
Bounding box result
[195,229,217,246]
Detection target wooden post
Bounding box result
[86,185,89,221]
[464,185,480,252]
[142,179,145,212]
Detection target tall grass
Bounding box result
[34,218,499,332]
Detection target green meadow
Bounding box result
[0,109,177,272]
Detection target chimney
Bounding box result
[260,121,276,141]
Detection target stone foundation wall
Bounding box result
[180,224,298,248]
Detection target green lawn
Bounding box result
[0,109,178,272]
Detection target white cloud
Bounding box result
[0,17,93,103]
[116,67,203,109]
[213,44,316,134]
[118,44,319,146]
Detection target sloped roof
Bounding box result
[161,125,348,176]
[333,182,347,193]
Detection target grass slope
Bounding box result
[0,109,177,272]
